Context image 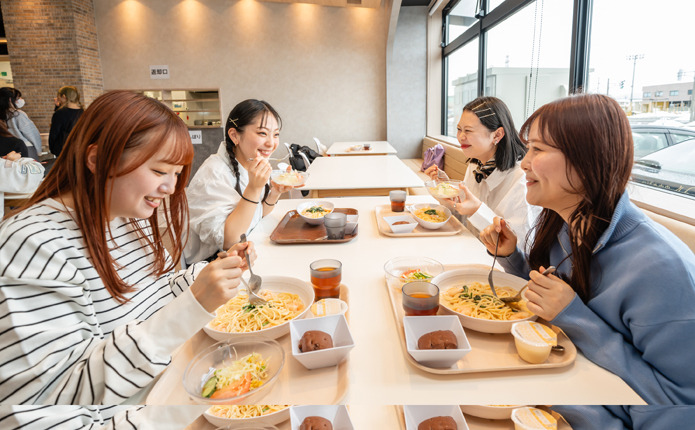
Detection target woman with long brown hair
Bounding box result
[480,93,695,405]
[0,91,251,405]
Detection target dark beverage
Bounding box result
[391,200,405,212]
[402,293,439,316]
[310,266,341,300]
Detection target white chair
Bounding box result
[313,137,328,156]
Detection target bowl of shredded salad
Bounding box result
[183,338,285,404]
[425,180,462,200]
[384,256,444,290]
[271,170,309,188]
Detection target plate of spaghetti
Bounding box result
[433,266,537,333]
[204,276,314,342]
[203,405,290,427]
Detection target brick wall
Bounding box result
[1,0,103,133]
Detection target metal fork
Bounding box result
[500,253,573,304]
[487,231,501,297]
[500,266,557,304]
[239,234,266,306]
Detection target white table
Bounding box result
[327,141,397,156]
[299,155,424,197]
[243,196,644,405]
[150,195,644,409]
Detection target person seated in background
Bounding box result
[0,90,252,406]
[0,87,42,160]
[0,119,29,159]
[0,149,44,219]
[49,85,84,157]
[425,96,540,248]
[184,99,293,264]
[480,93,695,404]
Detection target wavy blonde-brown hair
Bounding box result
[20,90,194,302]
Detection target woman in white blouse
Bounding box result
[184,99,293,264]
[0,91,251,406]
[425,96,540,247]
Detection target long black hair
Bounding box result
[463,96,526,171]
[0,87,21,122]
[224,99,282,201]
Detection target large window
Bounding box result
[445,39,479,137]
[440,0,695,203]
[485,0,572,127]
[586,0,695,200]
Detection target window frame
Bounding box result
[440,0,591,136]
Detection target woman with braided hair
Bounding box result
[425,96,540,248]
[185,99,293,264]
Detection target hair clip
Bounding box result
[477,112,496,119]
[228,118,239,127]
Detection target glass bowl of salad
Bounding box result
[424,180,462,200]
[383,256,444,290]
[183,338,285,404]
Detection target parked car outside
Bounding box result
[631,137,695,198]
[631,124,695,159]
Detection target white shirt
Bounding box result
[0,157,44,218]
[184,142,264,264]
[464,161,541,249]
[0,200,213,404]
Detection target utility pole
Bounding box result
[627,54,644,115]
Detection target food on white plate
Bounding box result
[418,330,458,350]
[418,416,457,430]
[413,207,448,224]
[210,290,305,333]
[440,282,533,321]
[207,405,289,419]
[301,205,331,219]
[298,330,334,352]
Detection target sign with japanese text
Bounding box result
[149,65,170,79]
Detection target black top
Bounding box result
[0,134,28,158]
[49,107,83,157]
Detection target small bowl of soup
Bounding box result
[296,201,335,225]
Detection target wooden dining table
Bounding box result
[298,156,424,197]
[149,195,644,412]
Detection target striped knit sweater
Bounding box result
[0,199,213,405]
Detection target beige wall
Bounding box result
[94,0,390,149]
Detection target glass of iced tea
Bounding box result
[402,281,439,316]
[310,259,342,300]
[389,190,406,212]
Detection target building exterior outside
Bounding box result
[641,81,694,113]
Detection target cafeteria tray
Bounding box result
[146,287,351,405]
[270,208,358,244]
[395,406,573,430]
[374,204,464,237]
[386,265,577,374]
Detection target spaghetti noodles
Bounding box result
[210,290,305,333]
[441,282,533,321]
[208,405,289,419]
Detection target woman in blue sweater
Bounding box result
[480,93,695,405]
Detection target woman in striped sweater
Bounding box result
[0,91,251,406]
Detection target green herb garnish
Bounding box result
[424,209,439,216]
